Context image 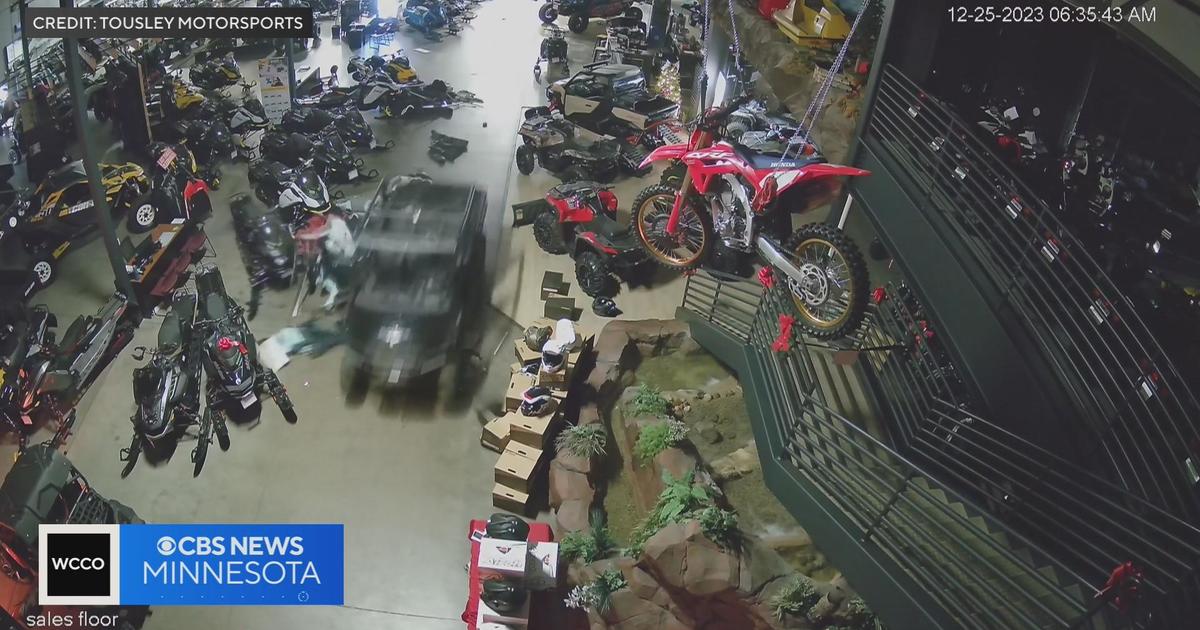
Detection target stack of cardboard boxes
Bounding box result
[484,318,591,514]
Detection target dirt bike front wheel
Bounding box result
[632,184,711,271]
[782,223,868,340]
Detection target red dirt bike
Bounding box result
[631,95,871,339]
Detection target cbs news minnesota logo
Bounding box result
[38,524,121,606]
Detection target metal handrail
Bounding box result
[864,65,1200,521]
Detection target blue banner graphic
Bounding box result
[119,524,343,605]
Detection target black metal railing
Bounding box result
[683,272,1117,629]
[858,283,1200,628]
[863,64,1200,521]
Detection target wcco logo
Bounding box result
[39,524,121,606]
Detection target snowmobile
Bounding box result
[229,96,271,160]
[261,130,376,184]
[348,52,418,84]
[189,57,242,91]
[249,159,340,228]
[0,306,59,450]
[403,0,448,37]
[193,264,297,422]
[230,193,295,301]
[122,289,226,478]
[281,106,391,150]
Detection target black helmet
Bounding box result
[520,386,554,417]
[524,325,552,351]
[485,513,530,541]
[592,296,622,317]
[481,579,527,614]
[541,347,565,374]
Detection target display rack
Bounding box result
[858,63,1200,523]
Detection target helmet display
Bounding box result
[541,347,565,374]
[524,325,552,351]
[485,513,530,541]
[520,386,554,417]
[481,579,528,614]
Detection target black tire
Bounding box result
[631,183,712,270]
[538,3,558,23]
[562,165,590,183]
[532,211,569,255]
[214,411,230,451]
[624,6,643,20]
[782,223,869,341]
[192,411,212,477]
[255,185,274,205]
[576,251,615,297]
[516,145,536,175]
[568,15,588,33]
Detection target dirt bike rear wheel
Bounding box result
[632,184,711,270]
[533,211,569,254]
[782,223,868,340]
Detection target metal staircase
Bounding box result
[677,271,1200,630]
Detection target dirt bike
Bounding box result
[632,94,871,339]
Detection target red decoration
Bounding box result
[771,315,795,352]
[217,337,247,355]
[872,287,888,304]
[856,61,870,75]
[757,267,775,289]
[1097,562,1143,613]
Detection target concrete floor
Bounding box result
[1,3,697,628]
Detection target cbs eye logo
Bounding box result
[38,525,121,606]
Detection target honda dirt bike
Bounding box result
[632,95,871,339]
[194,265,297,423]
[122,290,227,478]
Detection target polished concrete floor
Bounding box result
[2,3,696,628]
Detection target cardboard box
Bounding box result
[478,595,530,627]
[492,483,531,514]
[478,538,527,578]
[494,447,542,494]
[506,441,543,463]
[537,364,570,389]
[505,372,539,412]
[513,338,542,365]
[481,415,514,453]
[509,413,556,449]
[525,541,560,590]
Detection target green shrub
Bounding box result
[559,526,616,564]
[632,383,671,416]
[698,506,739,550]
[769,575,821,621]
[626,472,719,556]
[555,423,607,459]
[844,597,878,628]
[634,419,689,461]
[564,569,628,613]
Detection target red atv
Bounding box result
[540,0,645,34]
[531,181,648,296]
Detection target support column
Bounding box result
[17,0,33,92]
[647,0,671,47]
[61,0,138,307]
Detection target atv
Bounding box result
[546,63,678,147]
[515,107,646,182]
[540,0,644,34]
[528,181,647,297]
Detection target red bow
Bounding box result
[872,286,887,304]
[217,337,247,355]
[758,267,775,289]
[771,315,795,352]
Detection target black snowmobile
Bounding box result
[190,57,242,91]
[122,289,226,478]
[261,130,376,184]
[282,106,391,150]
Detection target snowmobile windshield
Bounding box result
[217,344,242,369]
[297,171,327,205]
[245,99,266,118]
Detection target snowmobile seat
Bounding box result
[157,311,182,352]
[56,316,91,357]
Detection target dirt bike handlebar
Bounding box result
[702,94,753,127]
